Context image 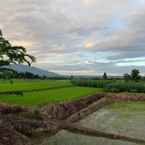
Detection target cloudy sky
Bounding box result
[0,0,145,75]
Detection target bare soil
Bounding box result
[44,106,145,145]
[1,93,145,145]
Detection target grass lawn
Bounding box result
[0,87,103,106]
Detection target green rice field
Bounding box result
[0,80,72,92]
[0,80,103,106]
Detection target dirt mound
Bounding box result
[1,93,144,145]
[0,104,31,145]
[111,94,145,101]
[40,93,105,120]
[0,103,28,114]
[0,94,106,145]
[0,121,31,145]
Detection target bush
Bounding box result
[71,79,113,88]
[72,79,145,93]
[105,82,145,93]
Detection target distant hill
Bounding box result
[2,64,59,77]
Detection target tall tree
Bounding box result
[103,72,107,80]
[131,69,141,81]
[0,30,35,67]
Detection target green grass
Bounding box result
[108,102,145,129]
[110,102,145,112]
[0,79,72,92]
[0,86,103,106]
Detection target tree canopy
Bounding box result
[103,72,107,80]
[131,69,141,81]
[0,30,35,67]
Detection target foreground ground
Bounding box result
[0,79,145,145]
[44,102,145,145]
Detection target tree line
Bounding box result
[102,69,142,82]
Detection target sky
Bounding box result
[0,0,145,75]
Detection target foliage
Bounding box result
[105,82,145,93]
[72,79,145,93]
[72,79,113,88]
[0,30,35,67]
[0,68,17,79]
[131,69,141,81]
[123,73,131,81]
[103,72,107,80]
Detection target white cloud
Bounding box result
[0,0,145,75]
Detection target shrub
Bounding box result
[71,79,113,88]
[105,82,145,93]
[72,79,145,93]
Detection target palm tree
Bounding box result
[0,30,35,67]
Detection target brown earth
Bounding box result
[0,93,106,145]
[0,93,145,145]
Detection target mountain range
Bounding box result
[2,64,59,77]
